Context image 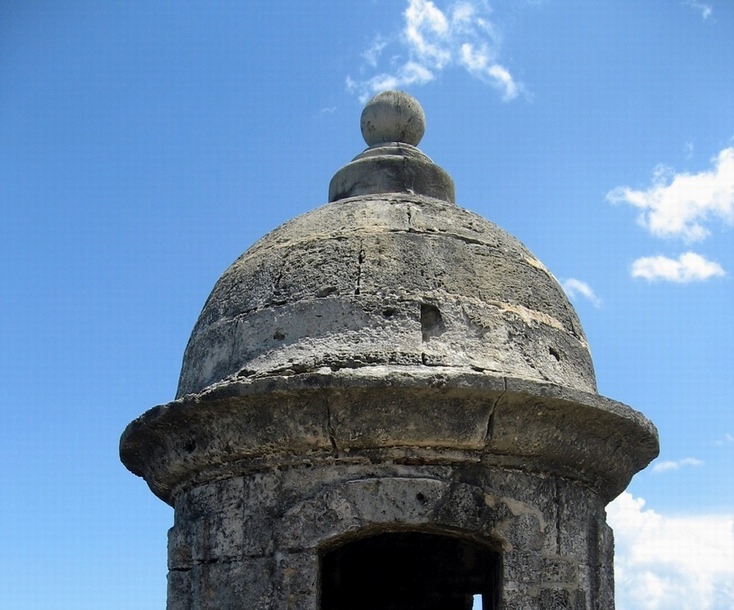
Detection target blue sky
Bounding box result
[1,1,732,608]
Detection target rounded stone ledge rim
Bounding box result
[120,369,659,503]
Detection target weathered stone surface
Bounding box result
[342,477,444,525]
[597,520,616,608]
[503,584,540,610]
[542,556,579,587]
[167,569,191,610]
[189,558,274,610]
[538,587,578,609]
[121,91,658,609]
[159,464,621,608]
[121,371,657,503]
[176,194,594,398]
[329,149,456,202]
[504,550,543,585]
[277,485,361,551]
[360,90,426,147]
[273,550,319,610]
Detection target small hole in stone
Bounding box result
[273,330,285,341]
[184,439,197,453]
[420,303,445,341]
[549,347,560,361]
[416,492,426,504]
[382,308,396,318]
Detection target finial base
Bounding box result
[329,143,455,203]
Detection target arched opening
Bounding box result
[320,531,501,610]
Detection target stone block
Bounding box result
[186,479,245,563]
[273,550,319,610]
[502,584,540,610]
[433,483,505,536]
[168,526,193,571]
[241,472,280,556]
[190,558,274,610]
[541,556,578,587]
[276,486,360,551]
[167,569,192,610]
[503,509,546,552]
[538,587,575,610]
[504,550,541,585]
[478,470,557,548]
[343,477,445,525]
[557,480,596,560]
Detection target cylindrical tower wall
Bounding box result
[166,464,614,609]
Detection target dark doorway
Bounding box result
[320,531,501,610]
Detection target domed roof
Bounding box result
[177,91,596,398]
[123,91,658,505]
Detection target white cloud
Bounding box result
[685,0,713,20]
[561,278,602,307]
[652,457,704,473]
[347,61,435,101]
[405,0,452,68]
[606,147,734,243]
[458,41,519,100]
[348,0,522,102]
[631,252,725,283]
[487,63,518,100]
[608,492,734,609]
[460,41,488,71]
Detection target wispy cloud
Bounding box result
[685,0,713,20]
[561,278,602,307]
[631,252,725,283]
[347,0,522,102]
[685,141,694,160]
[607,147,734,243]
[608,492,734,609]
[652,457,704,473]
[362,35,388,68]
[715,433,734,446]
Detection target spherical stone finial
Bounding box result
[361,90,426,147]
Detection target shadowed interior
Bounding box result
[320,531,501,610]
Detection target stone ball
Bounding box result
[361,90,426,147]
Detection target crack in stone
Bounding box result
[354,241,365,295]
[273,260,284,291]
[485,377,507,444]
[555,477,562,555]
[324,394,339,458]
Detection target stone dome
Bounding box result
[123,91,658,507]
[177,91,596,399]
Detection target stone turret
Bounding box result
[121,91,658,609]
